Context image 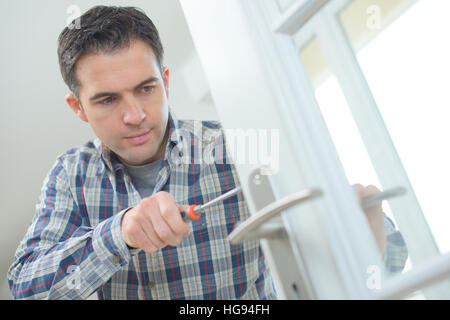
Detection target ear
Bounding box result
[162,67,170,99]
[66,93,88,123]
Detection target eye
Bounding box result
[98,96,116,105]
[141,85,155,93]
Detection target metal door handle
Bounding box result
[228,188,323,243]
[360,186,406,209]
[228,186,406,243]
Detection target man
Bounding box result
[8,6,407,299]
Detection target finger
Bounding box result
[140,197,178,246]
[352,183,365,198]
[363,185,383,215]
[139,213,165,248]
[149,201,180,246]
[157,193,190,236]
[134,225,158,253]
[365,184,381,196]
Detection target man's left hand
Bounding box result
[352,184,386,255]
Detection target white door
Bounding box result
[180,0,450,299]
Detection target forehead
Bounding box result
[75,40,161,97]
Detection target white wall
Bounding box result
[0,0,218,299]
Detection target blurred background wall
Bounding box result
[0,0,218,299]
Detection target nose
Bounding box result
[122,96,146,125]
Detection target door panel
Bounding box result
[338,0,450,256]
[181,0,450,299]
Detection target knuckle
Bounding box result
[134,209,151,224]
[149,229,164,246]
[141,196,156,209]
[154,191,168,201]
[160,208,174,221]
[159,206,169,217]
[143,243,156,253]
[126,223,139,236]
[138,200,151,214]
[156,191,176,205]
[134,231,157,253]
[140,196,151,205]
[157,190,171,198]
[173,222,188,236]
[143,200,160,218]
[152,237,165,248]
[158,228,172,242]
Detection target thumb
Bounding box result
[178,204,189,211]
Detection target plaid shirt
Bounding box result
[8,111,407,299]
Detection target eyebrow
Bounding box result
[89,76,160,101]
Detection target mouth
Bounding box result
[125,129,151,145]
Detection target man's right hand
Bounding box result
[120,191,191,253]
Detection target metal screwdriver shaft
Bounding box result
[196,186,243,212]
[180,186,243,221]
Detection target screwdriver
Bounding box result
[180,186,243,221]
[180,185,405,222]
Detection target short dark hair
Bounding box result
[57,6,164,97]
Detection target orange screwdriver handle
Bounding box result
[180,204,201,221]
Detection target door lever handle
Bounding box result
[228,186,407,243]
[228,188,323,243]
[360,186,406,209]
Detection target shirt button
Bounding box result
[148,281,156,289]
[113,255,120,264]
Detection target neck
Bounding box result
[148,123,170,163]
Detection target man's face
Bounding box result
[67,40,170,166]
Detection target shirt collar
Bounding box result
[93,108,183,175]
